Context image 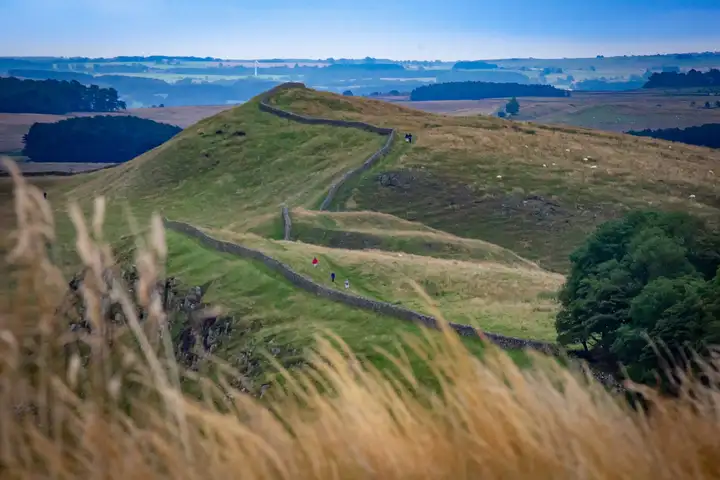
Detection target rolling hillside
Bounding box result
[268,86,720,271]
[31,82,720,388]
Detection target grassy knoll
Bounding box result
[269,87,720,272]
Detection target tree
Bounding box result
[556,210,720,391]
[505,97,520,115]
[627,124,720,149]
[22,115,181,164]
[409,81,567,101]
[342,90,354,96]
[0,77,125,114]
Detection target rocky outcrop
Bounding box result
[65,266,233,369]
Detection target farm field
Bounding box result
[394,90,720,132]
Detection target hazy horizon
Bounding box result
[2,0,719,61]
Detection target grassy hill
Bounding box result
[20,82,717,390]
[268,86,720,271]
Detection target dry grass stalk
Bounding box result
[1,158,720,479]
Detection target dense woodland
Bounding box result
[556,210,720,392]
[627,123,720,149]
[409,81,569,101]
[0,77,125,114]
[22,115,181,163]
[643,69,720,88]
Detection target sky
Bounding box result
[1,0,719,60]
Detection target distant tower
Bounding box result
[254,60,259,77]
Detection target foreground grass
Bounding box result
[270,87,720,271]
[4,172,720,478]
[203,228,562,341]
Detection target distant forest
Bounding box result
[0,77,125,114]
[627,123,720,149]
[643,69,720,88]
[7,70,280,107]
[22,115,182,163]
[452,61,499,70]
[409,81,569,101]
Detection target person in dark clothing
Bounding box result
[331,272,336,283]
[43,192,47,199]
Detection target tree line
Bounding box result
[0,77,125,114]
[643,69,720,89]
[627,123,720,149]
[7,71,280,108]
[409,81,569,101]
[452,61,498,70]
[22,115,181,163]
[557,210,720,394]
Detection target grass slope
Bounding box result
[288,207,542,267]
[44,94,384,267]
[269,87,720,272]
[166,230,525,388]
[203,228,562,340]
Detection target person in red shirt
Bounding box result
[312,257,318,267]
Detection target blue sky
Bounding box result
[1,0,719,60]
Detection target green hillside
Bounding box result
[37,83,719,390]
[268,87,720,272]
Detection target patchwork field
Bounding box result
[394,90,720,132]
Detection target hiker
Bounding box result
[312,257,318,268]
[344,279,350,289]
[331,272,336,283]
[43,191,47,199]
[405,133,413,143]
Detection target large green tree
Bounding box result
[556,210,720,388]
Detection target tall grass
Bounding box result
[2,158,720,479]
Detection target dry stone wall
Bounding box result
[164,218,560,356]
[258,83,396,211]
